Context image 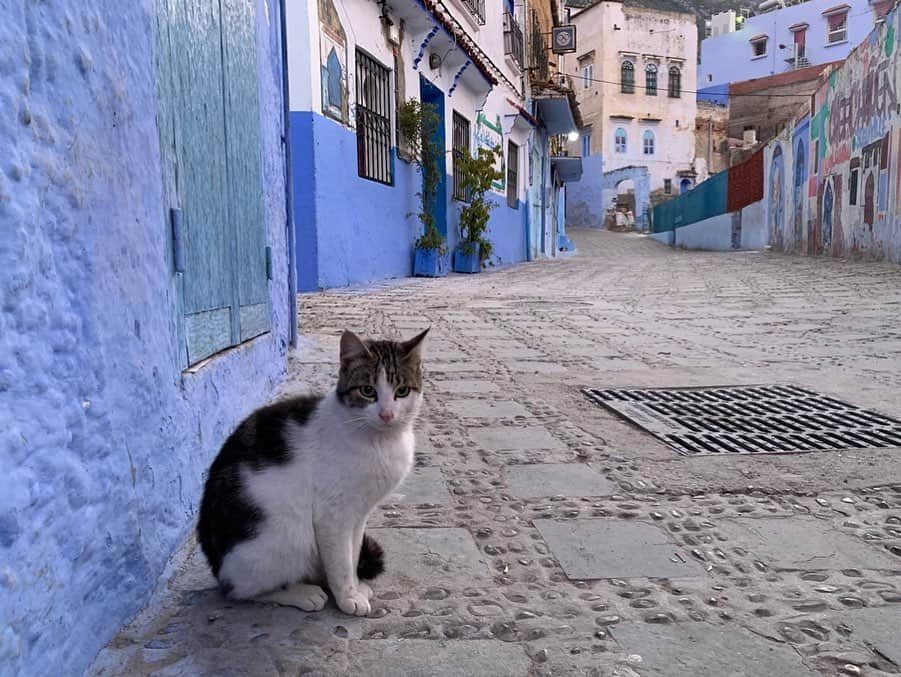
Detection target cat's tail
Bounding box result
[357,534,385,580]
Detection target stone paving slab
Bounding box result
[505,463,617,498]
[368,527,490,589]
[533,519,706,580]
[446,399,533,419]
[345,639,531,676]
[390,466,451,504]
[610,622,819,676]
[840,606,901,664]
[434,379,499,394]
[506,360,569,374]
[716,516,899,571]
[91,230,901,677]
[469,426,565,452]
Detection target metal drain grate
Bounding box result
[582,384,901,456]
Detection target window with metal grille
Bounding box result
[664,179,672,194]
[645,64,657,96]
[668,66,681,98]
[355,50,392,185]
[453,112,470,201]
[504,12,524,68]
[507,141,519,208]
[621,61,634,93]
[462,0,485,24]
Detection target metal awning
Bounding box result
[551,156,583,182]
[536,96,578,135]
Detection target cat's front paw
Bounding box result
[357,581,374,600]
[336,589,371,616]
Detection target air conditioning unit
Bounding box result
[552,25,577,54]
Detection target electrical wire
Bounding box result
[559,69,820,98]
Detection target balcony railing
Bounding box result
[529,9,549,84]
[461,0,485,25]
[504,12,524,69]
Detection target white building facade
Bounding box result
[565,0,698,228]
[286,0,582,287]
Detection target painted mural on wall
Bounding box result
[791,117,809,252]
[476,112,505,193]
[319,0,348,123]
[769,143,785,249]
[795,10,901,261]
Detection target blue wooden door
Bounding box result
[155,0,269,366]
[420,76,447,238]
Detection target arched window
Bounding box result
[645,64,657,95]
[615,128,627,153]
[668,66,681,98]
[621,61,634,93]
[643,130,655,155]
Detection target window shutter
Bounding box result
[221,0,270,343]
[169,0,234,365]
[156,0,270,366]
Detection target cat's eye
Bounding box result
[395,386,411,398]
[359,385,377,400]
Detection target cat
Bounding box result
[197,328,428,616]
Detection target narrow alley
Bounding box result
[90,230,901,677]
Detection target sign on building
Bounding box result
[476,113,506,193]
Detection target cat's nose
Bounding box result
[379,410,395,423]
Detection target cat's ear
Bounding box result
[340,330,370,362]
[400,327,429,361]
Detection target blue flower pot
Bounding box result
[453,244,481,273]
[413,247,448,277]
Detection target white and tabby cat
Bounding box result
[198,329,428,616]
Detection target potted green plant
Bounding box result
[454,145,503,273]
[397,99,447,277]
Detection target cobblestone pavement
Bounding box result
[91,230,901,676]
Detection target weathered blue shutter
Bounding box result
[155,0,269,366]
[221,0,269,342]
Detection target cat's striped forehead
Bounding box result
[336,332,427,408]
[342,340,422,386]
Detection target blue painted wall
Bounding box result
[566,156,605,228]
[292,112,420,290]
[292,111,530,288]
[0,2,291,675]
[566,157,651,230]
[699,0,876,87]
[481,195,526,266]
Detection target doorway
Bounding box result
[419,76,448,238]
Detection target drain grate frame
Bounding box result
[582,384,901,456]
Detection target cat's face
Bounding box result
[336,329,428,432]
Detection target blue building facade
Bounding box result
[286,0,581,290]
[699,0,886,89]
[0,1,294,674]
